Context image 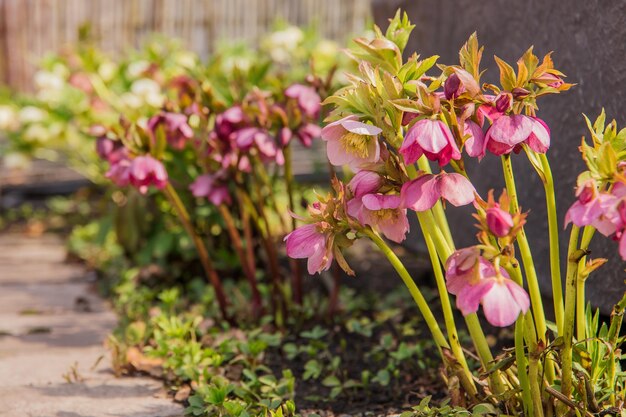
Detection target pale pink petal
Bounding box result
[349,171,382,198]
[284,224,323,258]
[361,194,401,210]
[326,138,354,166]
[400,175,440,211]
[438,173,476,207]
[526,117,551,153]
[487,115,533,146]
[307,244,333,275]
[377,210,409,243]
[346,198,365,223]
[341,120,382,136]
[464,121,486,158]
[481,280,528,327]
[456,280,494,316]
[321,115,357,142]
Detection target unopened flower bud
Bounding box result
[444,73,461,99]
[512,87,530,99]
[486,206,514,237]
[495,92,513,113]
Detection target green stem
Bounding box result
[538,154,564,335]
[422,230,475,392]
[364,229,450,352]
[416,157,454,248]
[576,226,595,342]
[501,157,548,339]
[416,211,504,394]
[559,225,581,415]
[163,184,230,321]
[515,314,533,417]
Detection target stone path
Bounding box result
[0,233,183,417]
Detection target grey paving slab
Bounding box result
[0,233,183,417]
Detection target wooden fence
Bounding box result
[0,0,371,91]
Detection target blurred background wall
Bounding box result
[373,0,626,313]
[0,0,371,91]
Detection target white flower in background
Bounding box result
[130,79,165,108]
[264,26,304,63]
[98,61,118,82]
[34,70,64,92]
[2,152,30,170]
[23,124,51,143]
[0,105,18,131]
[126,60,150,79]
[120,92,143,109]
[174,51,198,69]
[222,56,252,72]
[18,106,47,124]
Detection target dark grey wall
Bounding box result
[372,0,626,314]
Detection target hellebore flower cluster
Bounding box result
[566,179,626,259]
[445,247,530,327]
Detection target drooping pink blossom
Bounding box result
[235,127,283,165]
[128,155,168,194]
[347,193,409,243]
[215,106,246,140]
[565,180,614,232]
[399,119,461,166]
[321,115,382,170]
[148,112,194,150]
[348,171,383,198]
[447,255,530,327]
[284,223,333,275]
[106,159,132,187]
[484,115,551,155]
[463,120,486,159]
[445,247,482,294]
[285,84,322,119]
[189,173,232,206]
[486,206,514,237]
[401,172,476,212]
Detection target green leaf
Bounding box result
[322,375,341,387]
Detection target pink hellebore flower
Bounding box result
[401,172,476,212]
[486,206,514,237]
[215,106,245,140]
[148,112,194,150]
[236,127,283,165]
[445,247,482,294]
[484,115,550,156]
[128,155,168,194]
[446,252,530,327]
[285,84,322,119]
[189,173,232,206]
[284,223,333,275]
[399,119,461,166]
[279,124,322,148]
[321,116,382,170]
[347,194,410,243]
[106,159,132,187]
[348,170,383,198]
[565,180,615,233]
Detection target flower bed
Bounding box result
[1,10,625,417]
